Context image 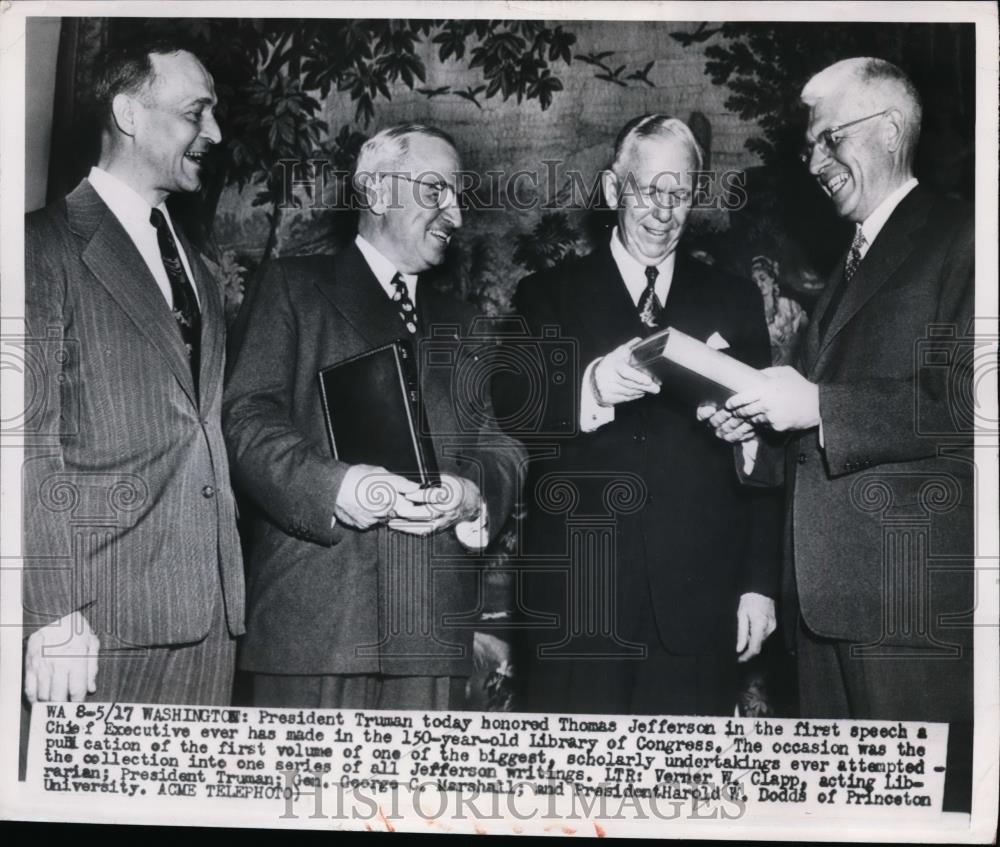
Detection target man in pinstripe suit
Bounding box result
[22,38,244,712]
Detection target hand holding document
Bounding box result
[629,326,766,407]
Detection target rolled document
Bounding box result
[630,326,766,406]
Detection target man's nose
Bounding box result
[651,196,674,221]
[807,142,829,176]
[201,111,222,145]
[441,192,462,228]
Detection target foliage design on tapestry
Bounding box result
[107,19,589,264]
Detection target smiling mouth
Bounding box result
[823,172,850,196]
[185,151,207,167]
[428,228,453,245]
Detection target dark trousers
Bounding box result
[797,617,973,812]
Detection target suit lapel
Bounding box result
[70,181,198,405]
[812,187,932,373]
[314,242,409,349]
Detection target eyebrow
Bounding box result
[179,96,217,108]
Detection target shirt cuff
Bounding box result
[580,358,615,433]
[741,438,759,475]
[455,500,489,551]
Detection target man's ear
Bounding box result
[600,170,619,209]
[882,108,905,154]
[110,94,138,137]
[355,171,388,216]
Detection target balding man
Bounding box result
[706,58,974,807]
[498,115,781,716]
[224,124,521,710]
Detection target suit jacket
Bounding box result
[223,244,522,677]
[499,242,781,659]
[752,187,975,649]
[22,180,245,648]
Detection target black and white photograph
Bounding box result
[1,1,997,840]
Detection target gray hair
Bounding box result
[801,58,922,162]
[609,114,704,178]
[354,123,457,178]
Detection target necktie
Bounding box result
[390,272,418,335]
[149,208,201,387]
[819,225,867,340]
[843,225,868,283]
[637,265,662,333]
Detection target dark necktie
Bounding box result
[390,272,418,335]
[819,225,867,340]
[149,208,201,387]
[637,265,662,333]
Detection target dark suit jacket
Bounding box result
[22,180,245,648]
[499,242,781,661]
[223,244,521,677]
[752,187,975,650]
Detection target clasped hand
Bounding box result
[697,366,820,441]
[334,464,481,535]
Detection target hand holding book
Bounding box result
[629,326,766,407]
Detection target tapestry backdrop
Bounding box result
[44,18,974,326]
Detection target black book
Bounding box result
[629,326,765,407]
[317,340,440,486]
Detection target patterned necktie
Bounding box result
[637,265,662,333]
[819,225,868,340]
[149,208,201,387]
[390,272,418,335]
[843,225,868,283]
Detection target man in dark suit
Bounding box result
[709,58,974,806]
[497,115,781,716]
[22,40,245,708]
[223,124,521,710]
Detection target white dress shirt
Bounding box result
[88,166,199,308]
[355,233,419,304]
[580,227,677,432]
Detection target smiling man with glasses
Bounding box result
[224,123,521,712]
[703,57,975,810]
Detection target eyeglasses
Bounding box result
[799,109,891,164]
[389,173,458,209]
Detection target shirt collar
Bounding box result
[88,166,167,229]
[608,226,676,306]
[860,177,918,249]
[354,234,418,302]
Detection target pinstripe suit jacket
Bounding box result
[22,180,245,650]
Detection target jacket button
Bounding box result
[202,485,216,498]
[633,433,646,443]
[797,452,807,465]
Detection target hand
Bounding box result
[726,366,820,432]
[24,611,99,703]
[591,338,660,407]
[736,592,776,662]
[696,403,757,443]
[333,464,420,530]
[388,473,482,536]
